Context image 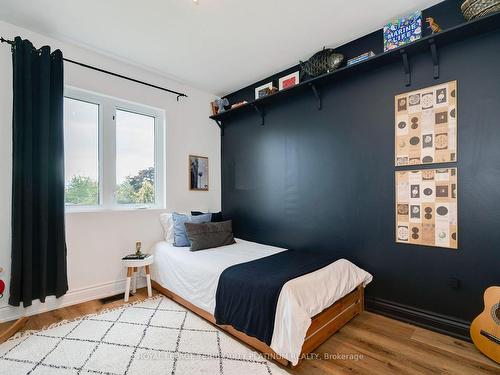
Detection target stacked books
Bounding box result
[347,51,376,66]
[122,253,150,260]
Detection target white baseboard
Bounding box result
[0,278,147,323]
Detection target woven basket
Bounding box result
[461,0,500,21]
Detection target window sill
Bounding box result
[65,206,165,214]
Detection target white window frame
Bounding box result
[64,86,165,212]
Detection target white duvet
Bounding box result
[151,239,372,365]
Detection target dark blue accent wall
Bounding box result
[220,1,500,336]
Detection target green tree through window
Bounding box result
[116,167,155,204]
[65,167,155,206]
[65,175,99,205]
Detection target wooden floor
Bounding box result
[1,288,498,375]
[0,288,160,334]
[287,312,500,375]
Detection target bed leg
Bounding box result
[357,284,365,313]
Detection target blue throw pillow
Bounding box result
[172,212,211,247]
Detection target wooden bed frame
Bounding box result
[151,280,364,367]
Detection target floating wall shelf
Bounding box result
[210,12,500,127]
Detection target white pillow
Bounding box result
[159,213,174,244]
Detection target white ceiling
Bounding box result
[0,0,441,96]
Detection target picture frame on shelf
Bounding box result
[278,71,300,90]
[255,82,274,99]
[189,155,209,191]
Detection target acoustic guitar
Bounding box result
[470,286,500,364]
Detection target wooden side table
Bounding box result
[121,255,154,302]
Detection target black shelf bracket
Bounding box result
[252,104,265,125]
[214,120,224,136]
[400,49,411,86]
[309,83,322,110]
[428,38,439,79]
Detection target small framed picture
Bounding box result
[255,82,273,99]
[278,71,300,90]
[189,155,209,191]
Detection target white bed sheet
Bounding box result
[152,239,285,314]
[151,239,372,365]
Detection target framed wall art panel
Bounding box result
[395,168,457,249]
[395,81,457,166]
[189,155,209,191]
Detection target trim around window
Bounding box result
[64,86,165,212]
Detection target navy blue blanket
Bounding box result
[214,250,337,345]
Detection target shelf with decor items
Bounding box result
[210,11,500,128]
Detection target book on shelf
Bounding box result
[383,11,422,52]
[347,51,376,66]
[122,253,150,260]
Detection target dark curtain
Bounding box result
[9,37,68,307]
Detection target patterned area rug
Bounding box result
[0,296,289,375]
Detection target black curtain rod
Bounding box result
[1,37,188,101]
[63,58,188,101]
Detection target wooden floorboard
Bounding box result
[0,288,159,334]
[286,312,499,375]
[0,288,498,374]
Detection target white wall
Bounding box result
[0,21,221,322]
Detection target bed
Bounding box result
[151,238,372,367]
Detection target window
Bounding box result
[64,98,100,206]
[63,87,165,211]
[115,110,156,205]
